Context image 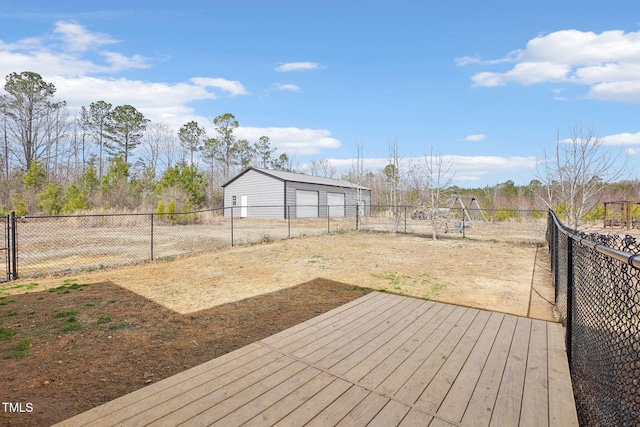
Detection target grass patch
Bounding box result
[0,327,17,340]
[60,321,82,333]
[54,310,79,318]
[108,299,117,304]
[96,316,112,325]
[85,303,95,307]
[49,279,89,294]
[5,339,31,359]
[7,310,17,317]
[258,234,274,244]
[371,272,410,286]
[0,298,16,306]
[371,272,447,300]
[108,322,128,330]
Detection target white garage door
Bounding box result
[296,190,319,218]
[327,192,345,217]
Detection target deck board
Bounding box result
[54,292,578,427]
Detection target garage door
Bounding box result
[296,190,319,218]
[327,192,345,217]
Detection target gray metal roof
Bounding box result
[223,167,370,190]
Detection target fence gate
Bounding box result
[1,212,17,282]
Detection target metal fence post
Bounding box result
[150,213,154,261]
[327,204,330,234]
[566,235,573,369]
[462,209,466,239]
[404,206,407,233]
[10,211,16,280]
[230,207,234,247]
[288,205,291,239]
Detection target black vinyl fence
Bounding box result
[547,210,640,426]
[3,204,546,278]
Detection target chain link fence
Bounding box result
[359,204,547,243]
[547,210,640,426]
[9,204,548,278]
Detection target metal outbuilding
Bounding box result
[222,167,371,218]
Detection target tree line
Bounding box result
[0,71,291,215]
[0,71,635,226]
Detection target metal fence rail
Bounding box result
[547,210,640,426]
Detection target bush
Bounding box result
[37,184,62,215]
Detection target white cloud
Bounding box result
[0,20,151,76]
[275,62,322,72]
[271,83,301,92]
[236,127,341,155]
[464,134,486,142]
[190,77,248,96]
[0,21,250,131]
[601,131,640,145]
[454,56,481,66]
[52,20,117,52]
[463,29,640,102]
[316,155,537,184]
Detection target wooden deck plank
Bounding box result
[303,297,426,366]
[413,310,492,412]
[282,294,406,357]
[366,400,412,427]
[397,408,434,426]
[428,418,462,427]
[435,312,504,422]
[335,301,444,379]
[374,306,470,395]
[177,360,309,426]
[519,319,549,427]
[460,314,518,427]
[335,393,390,427]
[242,371,336,427]
[54,293,578,427]
[489,317,532,427]
[306,385,371,426]
[260,291,379,346]
[547,322,579,427]
[209,365,322,427]
[127,352,292,426]
[356,303,458,389]
[272,378,352,426]
[265,293,398,351]
[394,308,483,403]
[55,343,268,427]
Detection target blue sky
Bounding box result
[1,0,640,187]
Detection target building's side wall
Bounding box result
[223,170,284,218]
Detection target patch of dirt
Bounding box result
[0,278,369,426]
[0,231,557,425]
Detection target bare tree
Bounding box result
[536,126,628,228]
[309,158,336,178]
[420,147,455,240]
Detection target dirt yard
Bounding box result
[0,231,556,426]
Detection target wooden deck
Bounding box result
[54,292,578,426]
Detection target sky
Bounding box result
[1,0,640,187]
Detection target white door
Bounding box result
[327,193,345,217]
[296,190,318,218]
[240,195,248,218]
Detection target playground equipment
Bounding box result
[603,201,640,229]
